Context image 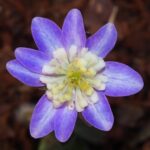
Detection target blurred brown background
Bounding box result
[0,0,150,150]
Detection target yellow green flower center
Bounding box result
[67,67,83,87]
[66,59,93,95]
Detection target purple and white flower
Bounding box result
[6,9,144,142]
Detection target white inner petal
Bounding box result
[68,45,78,61]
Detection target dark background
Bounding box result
[0,0,150,150]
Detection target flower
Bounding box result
[6,8,144,142]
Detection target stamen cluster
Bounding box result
[40,46,108,112]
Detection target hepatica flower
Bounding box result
[6,9,143,142]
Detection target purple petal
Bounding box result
[82,92,114,131]
[15,47,51,74]
[54,106,77,142]
[6,60,44,87]
[62,9,86,50]
[31,17,63,55]
[103,61,144,97]
[30,95,56,138]
[86,23,117,58]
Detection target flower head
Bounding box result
[6,9,144,142]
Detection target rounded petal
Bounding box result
[31,17,63,55]
[86,23,117,58]
[30,95,56,138]
[6,60,44,87]
[54,106,77,142]
[82,92,114,131]
[103,61,144,97]
[62,9,86,50]
[15,47,51,74]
